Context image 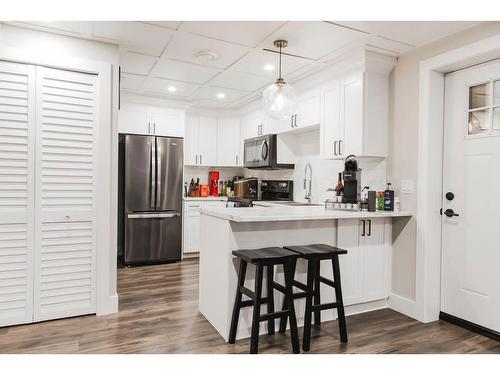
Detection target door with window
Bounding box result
[441,59,500,333]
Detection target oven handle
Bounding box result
[128,213,180,219]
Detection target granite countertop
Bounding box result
[200,205,412,222]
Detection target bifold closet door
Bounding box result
[33,67,98,322]
[0,61,36,327]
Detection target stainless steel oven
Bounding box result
[243,134,294,170]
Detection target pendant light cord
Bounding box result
[279,44,282,79]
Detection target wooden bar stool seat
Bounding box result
[228,247,300,354]
[281,243,348,352]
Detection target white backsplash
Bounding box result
[243,129,388,203]
[184,166,245,186]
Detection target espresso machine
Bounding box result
[343,155,361,203]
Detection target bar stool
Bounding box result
[228,247,300,354]
[280,243,348,352]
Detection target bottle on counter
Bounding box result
[335,172,344,202]
[384,182,394,211]
[377,191,385,211]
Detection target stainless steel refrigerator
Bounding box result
[118,134,183,265]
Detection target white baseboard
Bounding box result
[97,293,119,315]
[388,293,418,320]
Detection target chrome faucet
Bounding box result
[304,162,312,203]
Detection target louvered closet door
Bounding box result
[34,67,98,321]
[0,61,35,327]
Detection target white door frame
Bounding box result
[416,33,500,323]
[0,45,119,316]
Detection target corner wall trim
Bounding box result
[439,312,500,342]
[388,293,417,320]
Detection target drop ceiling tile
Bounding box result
[120,52,157,75]
[142,77,200,97]
[192,85,249,103]
[334,21,481,48]
[140,21,183,31]
[209,70,272,92]
[8,21,88,36]
[120,73,146,91]
[228,50,310,78]
[150,59,222,84]
[179,21,285,47]
[164,32,249,69]
[191,99,229,109]
[258,21,366,61]
[91,21,175,56]
[364,35,413,56]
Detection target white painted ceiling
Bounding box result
[7,21,481,109]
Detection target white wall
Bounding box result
[184,166,245,187]
[389,21,500,301]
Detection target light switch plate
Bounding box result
[401,179,414,194]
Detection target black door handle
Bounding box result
[444,209,459,217]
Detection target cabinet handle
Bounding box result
[200,154,202,164]
[236,155,238,165]
[196,154,198,164]
[334,141,338,156]
[153,122,156,134]
[148,122,151,134]
[338,140,342,155]
[294,114,298,127]
[290,116,294,128]
[367,219,371,236]
[361,219,366,236]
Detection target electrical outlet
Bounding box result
[401,179,414,194]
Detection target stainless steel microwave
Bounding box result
[243,134,294,170]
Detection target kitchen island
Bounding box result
[198,205,412,341]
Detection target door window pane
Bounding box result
[493,107,500,132]
[468,110,490,135]
[494,80,500,106]
[469,83,490,109]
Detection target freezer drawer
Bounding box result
[124,212,182,264]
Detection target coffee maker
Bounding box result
[208,170,220,197]
[343,155,361,203]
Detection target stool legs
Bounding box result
[229,259,247,344]
[283,258,300,354]
[313,259,321,326]
[278,259,296,333]
[332,255,348,343]
[302,257,316,352]
[266,265,275,335]
[250,264,264,354]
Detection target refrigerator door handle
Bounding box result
[150,139,156,208]
[128,212,180,219]
[156,138,162,209]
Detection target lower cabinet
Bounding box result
[183,200,227,255]
[337,218,389,306]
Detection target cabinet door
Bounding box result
[34,67,97,322]
[151,110,185,137]
[0,61,35,327]
[320,81,342,159]
[336,219,364,306]
[184,116,199,165]
[197,117,217,166]
[296,93,320,129]
[216,118,240,166]
[363,218,389,301]
[118,108,150,135]
[341,73,363,157]
[243,111,260,139]
[183,211,201,254]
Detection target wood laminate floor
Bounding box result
[0,259,499,354]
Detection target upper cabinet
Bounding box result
[217,117,242,167]
[242,109,277,139]
[320,52,393,159]
[119,102,185,137]
[277,91,321,133]
[185,116,217,166]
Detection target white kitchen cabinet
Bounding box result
[337,218,389,306]
[184,116,217,166]
[216,117,242,166]
[320,69,390,159]
[119,102,185,137]
[277,91,321,133]
[183,200,227,255]
[242,110,277,139]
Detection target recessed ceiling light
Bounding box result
[264,64,275,71]
[216,92,225,99]
[195,51,218,63]
[167,86,177,92]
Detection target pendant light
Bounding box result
[262,40,298,120]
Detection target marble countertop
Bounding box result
[183,196,228,201]
[201,205,412,222]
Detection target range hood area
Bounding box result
[243,134,295,170]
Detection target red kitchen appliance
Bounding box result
[208,170,220,196]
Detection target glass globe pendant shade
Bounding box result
[262,78,298,120]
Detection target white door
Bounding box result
[441,60,500,332]
[217,117,240,166]
[296,93,320,129]
[0,61,36,327]
[197,117,217,166]
[33,67,97,322]
[183,210,201,254]
[151,110,184,137]
[118,107,150,135]
[320,81,342,159]
[184,116,199,165]
[341,73,363,158]
[363,218,389,301]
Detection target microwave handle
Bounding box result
[261,140,269,160]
